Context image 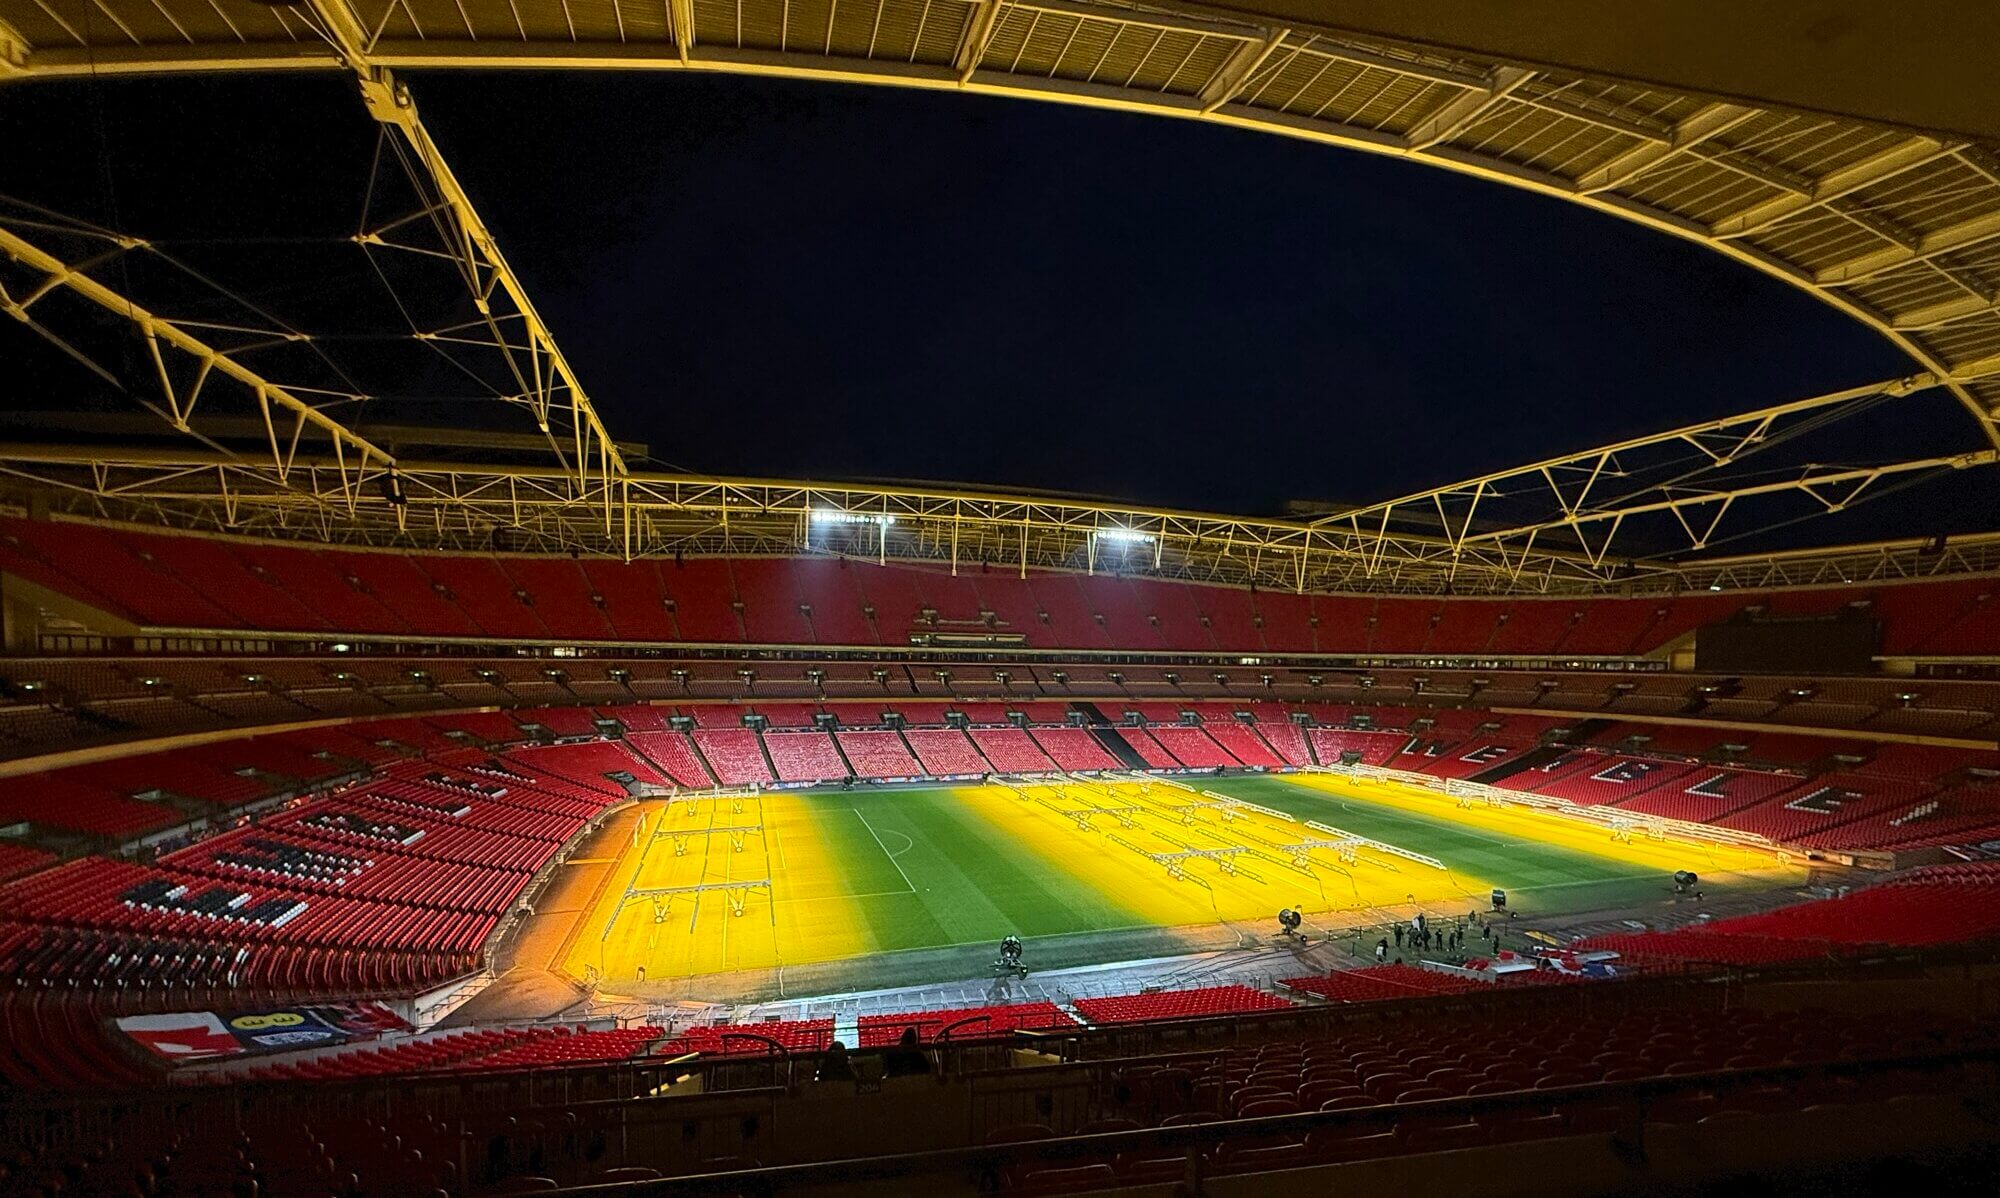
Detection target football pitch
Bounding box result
[563,774,1804,991]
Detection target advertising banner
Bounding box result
[116,1002,409,1063]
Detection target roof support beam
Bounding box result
[1199,26,1287,114]
[955,0,1005,82]
[1459,452,1997,558]
[1515,89,1673,144]
[1311,40,1488,89]
[0,223,396,484]
[669,0,695,62]
[1574,102,1759,194]
[0,16,28,79]
[1312,374,1943,531]
[1894,276,2000,332]
[1816,208,2000,287]
[308,0,627,488]
[1404,65,1533,150]
[1712,135,1955,239]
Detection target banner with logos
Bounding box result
[116,1002,409,1063]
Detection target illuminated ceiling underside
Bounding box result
[1,0,1998,596]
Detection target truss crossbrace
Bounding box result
[306,0,625,489]
[1308,372,1997,566]
[0,223,395,502]
[4,433,1999,596]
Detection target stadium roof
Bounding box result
[2,0,1999,595]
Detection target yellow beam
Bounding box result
[0,223,395,472]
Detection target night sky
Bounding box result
[3,70,1977,540]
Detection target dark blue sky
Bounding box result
[1,70,1954,530]
[412,72,1915,512]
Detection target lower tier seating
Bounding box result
[902,728,990,776]
[691,729,774,786]
[857,1002,1076,1046]
[967,728,1056,773]
[1028,726,1121,771]
[4,984,1989,1195]
[835,729,924,778]
[1281,964,1487,1003]
[654,1017,835,1057]
[1073,984,1295,1026]
[763,730,849,782]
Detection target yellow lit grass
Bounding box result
[1283,773,1802,879]
[954,780,1493,925]
[570,793,874,981]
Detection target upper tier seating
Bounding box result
[5,516,1990,658]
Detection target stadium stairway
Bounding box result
[894,726,926,771]
[1073,704,1154,770]
[682,735,727,787]
[1468,734,1600,786]
[827,732,860,780]
[754,730,782,781]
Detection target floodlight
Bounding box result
[810,509,895,527]
[1092,527,1154,546]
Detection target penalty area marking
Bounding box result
[855,810,920,895]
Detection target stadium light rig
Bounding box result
[1088,525,1161,575]
[1092,527,1155,546]
[810,509,896,527]
[808,508,898,565]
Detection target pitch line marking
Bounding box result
[774,887,916,904]
[855,810,919,895]
[1322,796,1523,850]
